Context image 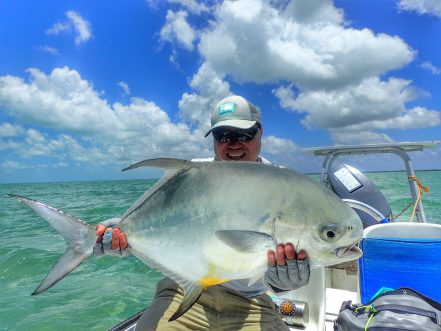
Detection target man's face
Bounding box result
[213,126,263,162]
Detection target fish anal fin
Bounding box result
[215,230,275,253]
[129,246,210,322]
[169,283,205,322]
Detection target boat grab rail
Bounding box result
[304,141,441,223]
[342,199,387,224]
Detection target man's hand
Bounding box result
[93,218,130,257]
[264,243,310,293]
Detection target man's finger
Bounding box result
[285,243,296,261]
[112,228,121,250]
[96,224,106,236]
[297,250,307,260]
[276,244,286,266]
[267,250,277,267]
[119,232,128,250]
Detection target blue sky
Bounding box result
[0,0,440,183]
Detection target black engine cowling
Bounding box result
[327,162,392,228]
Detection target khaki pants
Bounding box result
[135,278,289,331]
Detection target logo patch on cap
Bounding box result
[218,102,237,116]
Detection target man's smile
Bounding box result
[226,151,246,160]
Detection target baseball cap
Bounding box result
[204,95,261,137]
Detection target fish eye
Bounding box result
[325,230,336,239]
[319,225,341,241]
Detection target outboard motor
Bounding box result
[327,162,392,228]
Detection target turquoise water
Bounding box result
[1,171,440,330]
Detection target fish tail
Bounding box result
[9,194,97,295]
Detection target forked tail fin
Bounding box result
[9,194,97,295]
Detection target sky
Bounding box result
[0,0,440,183]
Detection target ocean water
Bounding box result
[0,171,440,330]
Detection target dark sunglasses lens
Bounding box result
[212,130,227,142]
[213,126,258,143]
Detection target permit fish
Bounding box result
[10,158,363,321]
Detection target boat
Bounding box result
[108,140,441,331]
[286,140,441,330]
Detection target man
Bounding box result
[96,95,310,330]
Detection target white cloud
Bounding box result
[1,160,28,170]
[330,130,395,145]
[46,22,70,35]
[0,139,21,151]
[66,11,92,45]
[0,67,212,165]
[168,0,439,157]
[0,127,87,160]
[345,106,441,131]
[0,158,68,170]
[38,45,59,55]
[273,77,440,132]
[47,11,92,46]
[26,128,46,144]
[282,0,344,24]
[262,135,299,154]
[168,0,209,14]
[197,0,415,89]
[398,0,441,17]
[117,81,131,95]
[147,0,210,14]
[178,63,231,129]
[421,61,441,75]
[0,67,117,135]
[0,123,24,137]
[160,10,197,51]
[261,135,311,169]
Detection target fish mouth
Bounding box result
[336,244,362,258]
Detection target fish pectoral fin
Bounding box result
[215,230,275,253]
[169,282,205,322]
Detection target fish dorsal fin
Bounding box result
[122,158,192,174]
[121,158,193,220]
[215,230,276,253]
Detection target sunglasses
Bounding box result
[212,125,260,143]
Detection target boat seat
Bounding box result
[358,222,441,303]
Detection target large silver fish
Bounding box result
[11,159,363,321]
